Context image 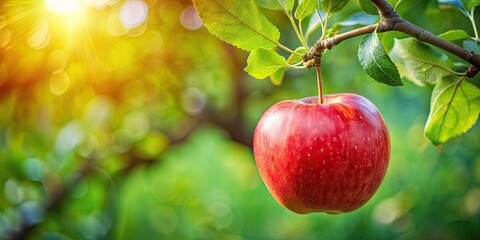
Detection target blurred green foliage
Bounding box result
[0,0,479,239]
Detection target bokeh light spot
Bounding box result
[119,0,148,29]
[122,111,150,141]
[55,122,84,154]
[47,49,68,73]
[464,188,480,215]
[207,202,233,229]
[141,31,163,54]
[150,206,178,234]
[49,70,70,95]
[24,158,44,182]
[107,13,127,36]
[4,179,24,205]
[181,87,207,115]
[81,214,107,239]
[83,97,113,127]
[27,20,50,49]
[0,28,12,48]
[19,201,44,226]
[373,198,404,224]
[180,6,203,31]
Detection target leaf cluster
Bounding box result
[193,0,480,146]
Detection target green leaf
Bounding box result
[359,0,378,15]
[467,0,480,9]
[255,0,284,10]
[438,29,471,41]
[287,47,308,63]
[464,39,480,53]
[321,0,350,13]
[268,47,307,85]
[270,68,286,85]
[335,12,378,27]
[305,10,326,39]
[193,0,281,51]
[358,31,402,86]
[245,48,288,79]
[256,0,295,11]
[295,0,319,21]
[438,0,469,16]
[390,38,454,86]
[425,78,480,146]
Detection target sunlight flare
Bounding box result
[45,0,84,15]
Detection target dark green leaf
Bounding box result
[359,0,378,15]
[438,0,469,16]
[321,0,350,13]
[425,78,480,145]
[193,0,281,51]
[245,48,288,79]
[358,31,403,86]
[390,38,454,86]
[464,39,480,53]
[438,29,471,41]
[295,0,319,21]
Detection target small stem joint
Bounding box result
[302,39,335,70]
[466,64,479,78]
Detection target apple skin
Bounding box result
[253,93,390,214]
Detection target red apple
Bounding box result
[253,93,390,214]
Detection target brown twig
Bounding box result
[303,0,480,72]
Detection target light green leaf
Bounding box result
[285,0,296,11]
[245,48,288,79]
[193,0,280,51]
[425,78,480,146]
[438,29,471,41]
[255,0,284,10]
[270,68,286,85]
[359,0,378,15]
[390,38,454,86]
[288,47,308,63]
[257,0,295,11]
[321,0,350,13]
[358,31,402,86]
[467,0,480,9]
[295,0,319,21]
[268,47,307,85]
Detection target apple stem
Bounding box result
[315,66,324,104]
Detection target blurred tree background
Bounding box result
[0,0,479,239]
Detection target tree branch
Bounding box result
[303,0,480,73]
